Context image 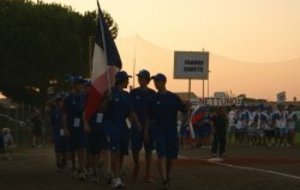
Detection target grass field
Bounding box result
[295,133,300,144]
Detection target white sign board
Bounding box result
[174,51,209,79]
[277,91,286,103]
[201,98,243,107]
[189,97,200,109]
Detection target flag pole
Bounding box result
[88,35,94,78]
[97,1,112,93]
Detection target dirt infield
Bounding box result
[1,145,300,190]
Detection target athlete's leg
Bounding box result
[131,151,140,179]
[145,151,153,182]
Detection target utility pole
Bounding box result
[132,34,138,88]
[88,36,95,78]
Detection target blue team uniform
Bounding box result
[272,111,288,136]
[130,87,156,152]
[254,112,268,125]
[198,112,213,137]
[103,87,133,154]
[63,93,87,151]
[87,111,109,155]
[51,106,68,153]
[191,107,206,138]
[148,91,186,159]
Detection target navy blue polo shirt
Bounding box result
[103,87,133,135]
[239,110,250,121]
[130,87,156,125]
[254,113,268,122]
[51,106,64,136]
[63,93,86,131]
[148,91,186,133]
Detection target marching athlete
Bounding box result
[63,76,87,180]
[130,69,156,182]
[146,73,188,190]
[103,71,142,188]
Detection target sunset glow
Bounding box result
[42,0,300,100]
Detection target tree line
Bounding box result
[0,0,118,106]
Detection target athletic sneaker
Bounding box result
[111,178,125,189]
[119,179,126,188]
[111,178,117,188]
[78,170,86,181]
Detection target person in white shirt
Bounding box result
[265,106,275,147]
[273,104,288,147]
[247,105,258,146]
[227,105,238,144]
[256,104,269,146]
[236,105,249,145]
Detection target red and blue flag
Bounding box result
[84,1,122,121]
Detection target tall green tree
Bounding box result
[0,0,119,105]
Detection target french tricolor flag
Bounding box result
[84,1,122,121]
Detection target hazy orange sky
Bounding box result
[39,0,300,101]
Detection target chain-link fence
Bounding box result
[0,103,33,148]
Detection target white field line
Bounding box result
[179,155,300,180]
[215,161,300,180]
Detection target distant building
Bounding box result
[176,92,200,109]
[176,91,300,109]
[214,92,228,99]
[176,92,243,107]
[237,94,247,99]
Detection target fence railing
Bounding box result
[0,103,33,148]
